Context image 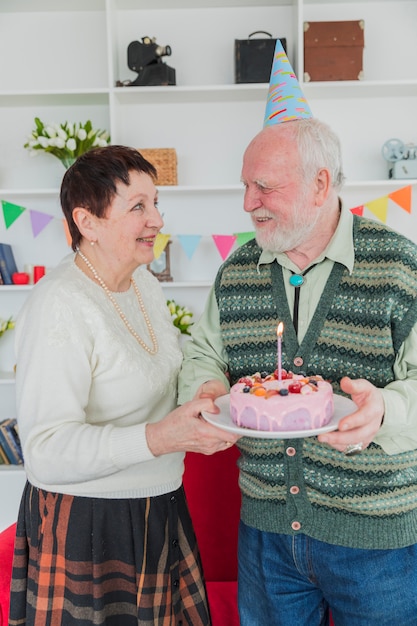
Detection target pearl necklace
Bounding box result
[77,249,158,355]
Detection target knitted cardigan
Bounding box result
[214,216,417,549]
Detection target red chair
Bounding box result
[0,522,16,626]
[183,447,241,626]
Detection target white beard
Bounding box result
[253,198,320,254]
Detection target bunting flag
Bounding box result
[364,195,389,223]
[30,209,54,237]
[389,185,412,213]
[0,185,414,261]
[1,200,26,229]
[212,234,236,260]
[235,231,256,246]
[153,232,171,259]
[177,234,202,259]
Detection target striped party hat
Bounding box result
[264,39,313,126]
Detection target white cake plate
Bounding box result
[201,394,357,439]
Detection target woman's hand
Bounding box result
[146,395,240,457]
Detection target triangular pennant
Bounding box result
[350,205,364,216]
[63,219,72,247]
[212,234,236,261]
[177,234,202,260]
[364,196,389,223]
[153,233,171,260]
[1,200,26,229]
[388,185,412,213]
[30,209,54,237]
[234,231,256,246]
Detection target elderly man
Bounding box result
[178,117,417,625]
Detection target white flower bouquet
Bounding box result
[167,300,194,335]
[0,317,15,339]
[24,117,110,169]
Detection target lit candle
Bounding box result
[277,322,283,381]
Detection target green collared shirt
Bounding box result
[178,204,417,455]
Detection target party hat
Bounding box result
[264,39,313,126]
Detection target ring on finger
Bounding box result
[344,442,363,456]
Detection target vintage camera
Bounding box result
[127,36,176,86]
[381,138,417,179]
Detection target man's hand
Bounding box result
[195,379,229,400]
[318,376,384,453]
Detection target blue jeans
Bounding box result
[238,521,417,626]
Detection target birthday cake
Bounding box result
[230,370,334,432]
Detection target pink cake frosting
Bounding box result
[230,371,333,432]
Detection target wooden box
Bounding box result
[304,20,364,82]
[138,148,177,186]
[235,32,287,84]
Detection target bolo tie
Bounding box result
[289,265,316,335]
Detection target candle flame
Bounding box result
[277,322,284,337]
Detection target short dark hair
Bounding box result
[60,145,157,251]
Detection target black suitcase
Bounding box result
[234,31,287,84]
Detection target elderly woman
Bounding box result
[9,145,238,625]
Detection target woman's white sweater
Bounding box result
[15,254,184,498]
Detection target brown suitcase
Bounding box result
[303,20,364,82]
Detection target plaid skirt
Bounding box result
[9,482,211,626]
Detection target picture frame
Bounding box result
[147,240,173,282]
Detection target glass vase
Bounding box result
[60,156,77,169]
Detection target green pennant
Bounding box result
[1,200,26,229]
[234,231,256,246]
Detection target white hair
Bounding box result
[292,118,346,192]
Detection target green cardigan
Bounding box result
[214,216,417,549]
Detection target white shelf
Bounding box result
[0,0,103,11]
[0,188,60,196]
[302,79,417,99]
[0,465,26,532]
[1,78,416,104]
[0,285,32,292]
[344,180,417,189]
[13,78,409,103]
[0,185,244,196]
[161,281,212,288]
[112,84,269,104]
[303,0,398,4]
[0,89,109,99]
[0,372,15,384]
[1,180,415,197]
[114,0,289,8]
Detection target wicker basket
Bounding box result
[139,148,178,186]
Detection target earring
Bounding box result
[90,240,95,246]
